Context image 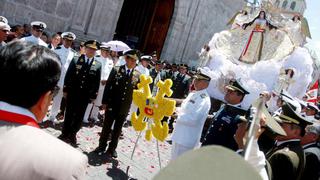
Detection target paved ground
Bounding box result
[41,121,172,180]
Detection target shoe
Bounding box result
[93,146,106,155]
[106,150,117,158]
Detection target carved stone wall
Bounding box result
[1,0,243,65]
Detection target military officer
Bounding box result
[125,55,151,123]
[47,32,77,123]
[20,21,48,47]
[149,60,166,95]
[171,68,211,160]
[165,63,178,80]
[171,64,191,99]
[301,123,320,180]
[202,79,249,150]
[266,98,312,180]
[136,55,151,76]
[94,49,140,158]
[0,16,10,47]
[83,42,114,123]
[59,40,101,146]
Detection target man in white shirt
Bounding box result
[171,68,211,160]
[0,16,10,47]
[21,21,48,47]
[47,32,76,123]
[83,42,114,123]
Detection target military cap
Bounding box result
[80,42,85,47]
[305,123,320,135]
[155,60,164,65]
[141,55,152,61]
[226,79,249,95]
[154,146,262,180]
[0,16,8,24]
[124,49,140,61]
[100,42,111,50]
[0,22,10,31]
[151,51,157,57]
[61,32,76,41]
[179,64,188,69]
[194,67,211,81]
[274,101,313,127]
[31,21,47,30]
[84,40,100,50]
[280,90,301,112]
[0,16,10,31]
[294,97,307,109]
[307,103,319,113]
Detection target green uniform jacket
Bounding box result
[266,140,305,180]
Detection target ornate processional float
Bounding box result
[198,0,317,111]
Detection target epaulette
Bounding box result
[55,46,62,50]
[200,93,207,98]
[70,49,77,54]
[95,55,101,58]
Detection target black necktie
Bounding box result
[127,69,130,76]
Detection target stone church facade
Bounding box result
[1,0,243,66]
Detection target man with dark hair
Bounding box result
[202,79,249,150]
[0,41,87,179]
[59,40,102,146]
[10,25,24,39]
[171,64,191,99]
[94,49,141,158]
[48,33,62,50]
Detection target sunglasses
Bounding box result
[35,29,43,32]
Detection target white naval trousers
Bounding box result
[83,84,106,122]
[49,88,63,121]
[171,142,193,161]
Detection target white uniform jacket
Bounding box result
[21,35,48,47]
[171,89,211,148]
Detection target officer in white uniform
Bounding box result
[171,68,211,160]
[83,42,114,123]
[47,32,77,122]
[21,21,48,47]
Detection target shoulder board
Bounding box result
[200,93,207,98]
[55,46,62,50]
[95,55,101,57]
[70,49,77,53]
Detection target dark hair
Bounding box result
[10,25,22,32]
[51,33,61,39]
[0,41,61,108]
[243,11,277,30]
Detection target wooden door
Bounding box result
[114,0,175,56]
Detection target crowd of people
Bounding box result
[1,15,320,180]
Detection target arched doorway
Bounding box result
[114,0,175,57]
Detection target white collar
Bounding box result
[276,139,300,146]
[302,142,317,149]
[0,101,36,121]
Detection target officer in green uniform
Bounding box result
[266,96,313,180]
[59,40,102,146]
[94,49,140,158]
